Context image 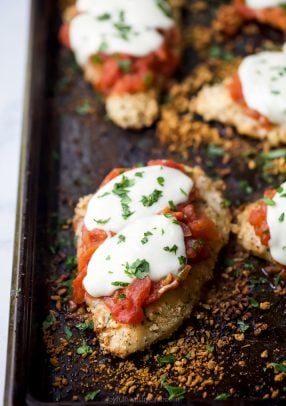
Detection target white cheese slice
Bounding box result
[70,0,174,65]
[267,182,286,265]
[83,214,186,297]
[246,0,286,9]
[238,48,286,126]
[84,165,193,233]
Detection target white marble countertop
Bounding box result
[0,0,30,403]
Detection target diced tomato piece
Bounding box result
[189,216,218,240]
[100,168,127,187]
[147,159,185,173]
[104,277,152,324]
[59,23,70,49]
[72,271,86,304]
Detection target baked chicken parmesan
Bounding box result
[236,182,286,265]
[72,160,231,357]
[191,45,286,145]
[216,0,286,36]
[59,0,181,129]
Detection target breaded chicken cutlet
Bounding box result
[71,160,231,357]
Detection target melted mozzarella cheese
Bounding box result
[83,214,186,297]
[246,0,286,9]
[84,165,193,233]
[70,0,174,65]
[238,48,286,126]
[267,182,286,265]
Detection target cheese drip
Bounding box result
[267,182,286,266]
[70,0,174,65]
[246,0,286,9]
[83,214,186,297]
[84,165,193,233]
[238,47,286,126]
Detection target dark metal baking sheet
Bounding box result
[4,0,286,404]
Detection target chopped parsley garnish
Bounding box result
[164,245,178,254]
[118,293,126,300]
[64,326,72,340]
[98,40,108,53]
[85,390,101,401]
[207,144,224,157]
[279,212,285,222]
[172,219,181,225]
[143,72,154,88]
[209,45,234,61]
[97,13,110,20]
[263,197,276,206]
[117,234,126,244]
[168,200,177,211]
[141,189,163,207]
[271,362,286,373]
[42,313,56,330]
[77,340,93,355]
[180,187,188,196]
[237,320,249,333]
[178,256,187,265]
[157,355,176,365]
[215,393,230,400]
[161,228,165,235]
[114,10,132,40]
[164,212,173,219]
[135,171,144,178]
[238,180,253,194]
[106,255,111,261]
[185,352,192,360]
[111,281,129,287]
[157,176,165,187]
[118,59,132,73]
[206,343,214,353]
[97,191,110,198]
[76,100,92,115]
[164,385,186,401]
[124,259,150,279]
[141,231,153,245]
[249,297,259,308]
[112,175,135,219]
[94,217,111,224]
[156,0,172,17]
[271,90,280,95]
[260,148,286,160]
[76,320,94,331]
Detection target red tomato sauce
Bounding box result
[73,160,218,324]
[249,188,276,247]
[59,13,181,96]
[228,73,271,129]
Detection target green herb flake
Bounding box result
[97,13,111,20]
[250,297,259,308]
[76,340,93,355]
[158,355,176,365]
[215,393,230,400]
[106,255,111,261]
[76,100,92,116]
[263,197,276,206]
[185,352,192,360]
[178,256,187,265]
[237,320,249,333]
[64,326,73,340]
[164,244,178,254]
[164,384,186,401]
[76,320,94,331]
[85,389,101,401]
[141,231,153,245]
[94,217,110,224]
[114,11,132,40]
[168,200,177,211]
[279,212,285,222]
[207,144,224,157]
[118,293,126,300]
[206,343,214,353]
[117,234,126,244]
[157,176,165,187]
[135,171,144,178]
[111,281,129,287]
[98,40,108,53]
[124,259,150,279]
[156,0,172,17]
[209,45,234,61]
[118,59,132,73]
[141,189,163,207]
[97,191,110,198]
[260,148,286,160]
[180,187,188,196]
[42,313,56,330]
[271,362,286,373]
